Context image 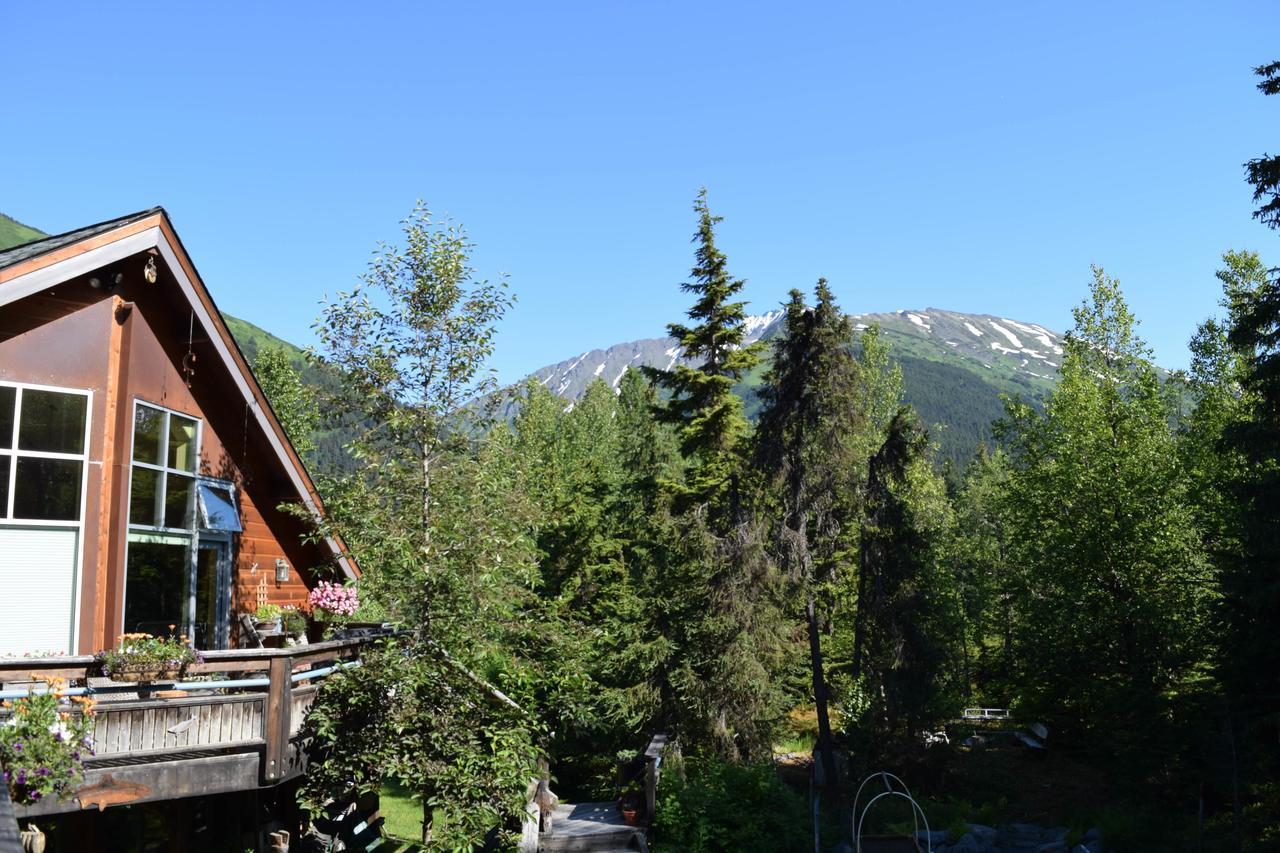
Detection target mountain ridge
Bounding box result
[0,212,1063,466]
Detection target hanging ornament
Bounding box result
[182,312,197,388]
[143,255,158,284]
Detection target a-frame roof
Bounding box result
[0,208,357,580]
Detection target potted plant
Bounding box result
[281,607,308,646]
[618,782,643,826]
[97,633,199,683]
[308,582,359,624]
[0,676,95,819]
[252,603,283,633]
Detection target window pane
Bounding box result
[165,473,194,529]
[130,467,161,526]
[12,457,82,521]
[18,390,86,455]
[168,415,198,472]
[0,387,14,450]
[195,546,222,650]
[0,455,9,517]
[133,405,164,465]
[124,539,192,638]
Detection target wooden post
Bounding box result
[263,655,292,781]
[0,782,20,853]
[643,734,667,822]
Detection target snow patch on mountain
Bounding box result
[964,321,984,337]
[907,312,932,332]
[742,310,783,341]
[988,321,1024,349]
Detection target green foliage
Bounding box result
[300,203,543,844]
[639,191,793,760]
[997,268,1211,767]
[253,344,319,456]
[0,212,44,251]
[96,632,200,676]
[850,409,961,744]
[299,640,540,849]
[645,188,763,511]
[0,684,95,806]
[651,756,810,853]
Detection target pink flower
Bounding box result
[308,582,359,617]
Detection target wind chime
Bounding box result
[182,311,197,388]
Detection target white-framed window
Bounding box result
[123,401,240,649]
[0,382,91,523]
[0,380,92,656]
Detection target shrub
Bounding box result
[652,756,810,852]
[0,680,95,806]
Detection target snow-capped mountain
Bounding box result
[525,307,1064,403]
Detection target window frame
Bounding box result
[0,379,93,656]
[0,380,93,526]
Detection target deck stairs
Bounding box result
[538,802,647,852]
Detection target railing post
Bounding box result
[644,755,656,821]
[263,654,292,781]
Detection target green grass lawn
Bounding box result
[378,782,426,851]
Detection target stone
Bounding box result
[949,833,984,853]
[1035,842,1066,853]
[1045,826,1070,842]
[967,823,999,846]
[917,829,949,847]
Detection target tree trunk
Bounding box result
[421,790,433,847]
[852,521,869,679]
[807,587,838,792]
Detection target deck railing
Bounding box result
[0,635,389,817]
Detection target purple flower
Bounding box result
[30,791,40,801]
[37,767,49,777]
[13,741,22,752]
[15,770,25,785]
[2,771,8,782]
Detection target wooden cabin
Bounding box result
[0,207,355,657]
[0,209,373,849]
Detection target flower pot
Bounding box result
[620,807,639,826]
[254,618,282,634]
[106,666,181,683]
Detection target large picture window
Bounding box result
[124,402,238,649]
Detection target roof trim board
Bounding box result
[0,210,357,580]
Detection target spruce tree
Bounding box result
[645,187,764,516]
[1219,59,1280,760]
[754,281,859,789]
[643,189,789,759]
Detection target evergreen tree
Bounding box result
[645,188,764,515]
[754,281,859,789]
[1219,59,1280,764]
[642,189,789,759]
[851,408,957,744]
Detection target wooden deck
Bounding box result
[539,802,646,852]
[0,635,384,818]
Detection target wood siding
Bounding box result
[0,250,333,654]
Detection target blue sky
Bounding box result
[4,2,1277,383]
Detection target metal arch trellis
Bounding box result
[852,770,933,853]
